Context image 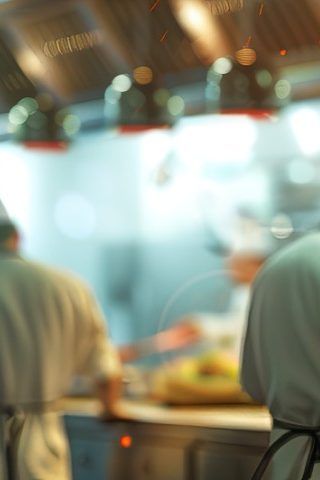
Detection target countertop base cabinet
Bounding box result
[64,416,120,480]
[64,415,269,480]
[111,443,186,480]
[68,439,114,480]
[194,442,267,480]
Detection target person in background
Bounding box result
[0,201,122,480]
[240,232,320,479]
[178,211,269,362]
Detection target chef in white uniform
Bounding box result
[0,201,122,480]
[241,233,320,479]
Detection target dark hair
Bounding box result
[0,223,18,244]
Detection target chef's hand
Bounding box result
[118,321,202,362]
[96,375,123,419]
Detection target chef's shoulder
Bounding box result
[252,232,320,289]
[23,258,93,303]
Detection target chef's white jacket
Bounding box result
[0,250,121,480]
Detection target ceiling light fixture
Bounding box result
[170,0,230,62]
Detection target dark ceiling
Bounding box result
[0,0,203,112]
[0,0,319,119]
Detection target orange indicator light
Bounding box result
[120,435,132,448]
[279,49,288,56]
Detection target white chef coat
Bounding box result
[0,249,122,480]
[240,233,320,479]
[190,285,251,360]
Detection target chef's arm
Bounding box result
[96,374,123,416]
[80,288,123,414]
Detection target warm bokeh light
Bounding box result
[133,66,153,85]
[177,0,206,31]
[279,49,288,56]
[172,0,230,62]
[16,49,46,79]
[235,48,257,66]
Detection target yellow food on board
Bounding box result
[150,351,253,405]
[197,351,239,379]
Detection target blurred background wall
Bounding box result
[2,102,320,353]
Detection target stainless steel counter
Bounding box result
[61,397,271,431]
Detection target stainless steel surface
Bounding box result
[61,397,271,432]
